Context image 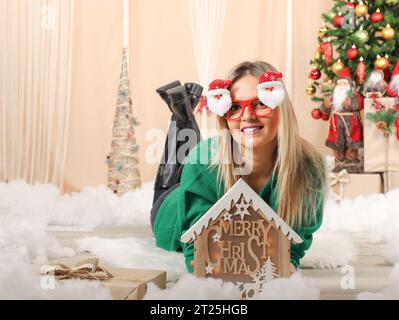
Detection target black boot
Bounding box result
[184,82,203,111]
[153,85,202,203]
[156,80,184,121]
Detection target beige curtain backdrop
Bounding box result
[63,0,334,193]
[0,0,74,188]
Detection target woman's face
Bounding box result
[226,74,279,151]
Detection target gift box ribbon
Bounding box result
[330,169,350,201]
[41,258,113,281]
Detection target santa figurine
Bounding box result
[387,59,399,98]
[320,70,364,173]
[363,70,387,97]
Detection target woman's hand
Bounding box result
[190,260,194,270]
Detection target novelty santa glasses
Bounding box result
[224,97,273,121]
[206,72,286,120]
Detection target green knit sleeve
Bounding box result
[290,194,324,269]
[177,139,221,272]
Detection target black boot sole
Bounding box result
[184,82,203,111]
[156,80,181,111]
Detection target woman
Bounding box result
[151,61,328,273]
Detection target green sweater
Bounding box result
[154,137,324,272]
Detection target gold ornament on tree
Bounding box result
[305,82,317,96]
[355,2,368,17]
[314,47,322,60]
[374,55,389,70]
[382,24,396,41]
[332,59,344,75]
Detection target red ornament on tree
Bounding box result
[347,45,358,60]
[357,57,366,85]
[311,108,322,120]
[383,55,391,82]
[333,13,344,28]
[320,40,333,66]
[371,8,384,23]
[346,2,356,9]
[309,68,321,80]
[321,112,330,121]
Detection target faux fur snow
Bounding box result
[301,231,356,269]
[143,272,319,300]
[76,237,186,282]
[357,264,399,300]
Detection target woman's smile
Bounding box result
[240,124,264,136]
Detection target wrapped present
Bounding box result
[43,258,166,300]
[364,97,399,173]
[102,267,166,300]
[384,172,399,193]
[329,170,382,200]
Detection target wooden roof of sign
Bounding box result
[180,178,303,245]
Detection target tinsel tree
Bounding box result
[307,0,399,109]
[107,49,141,195]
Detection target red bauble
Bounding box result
[311,108,322,120]
[371,9,384,23]
[357,57,366,85]
[309,68,321,80]
[346,2,356,9]
[321,112,330,121]
[347,45,358,60]
[395,118,399,128]
[333,14,344,28]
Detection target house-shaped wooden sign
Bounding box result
[180,178,303,298]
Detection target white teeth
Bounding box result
[242,127,261,133]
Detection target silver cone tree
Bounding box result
[107,49,141,195]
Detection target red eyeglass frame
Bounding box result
[223,97,274,121]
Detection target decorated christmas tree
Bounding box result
[107,49,141,195]
[307,0,399,113]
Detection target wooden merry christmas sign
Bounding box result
[180,179,303,298]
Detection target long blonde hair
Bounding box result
[211,61,327,227]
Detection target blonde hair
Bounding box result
[211,61,327,227]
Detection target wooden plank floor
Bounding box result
[48,226,393,300]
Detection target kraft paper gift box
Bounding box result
[364,97,399,173]
[384,171,399,193]
[45,258,166,300]
[102,267,166,300]
[329,170,382,200]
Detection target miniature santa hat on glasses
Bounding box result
[257,72,285,109]
[387,59,399,97]
[206,79,232,116]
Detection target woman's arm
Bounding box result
[290,194,324,269]
[177,139,220,272]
